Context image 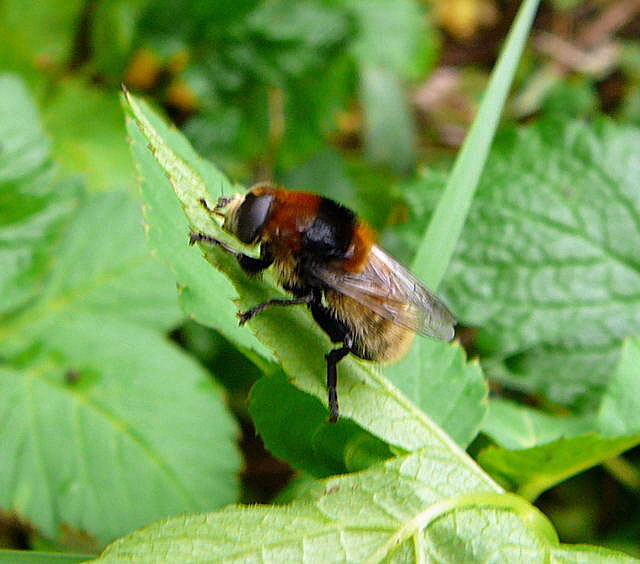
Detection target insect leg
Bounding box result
[199,197,227,218]
[325,341,351,422]
[237,293,313,325]
[307,300,353,421]
[189,232,273,275]
[309,302,350,343]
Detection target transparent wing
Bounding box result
[315,245,456,340]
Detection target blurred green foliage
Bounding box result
[2,0,640,561]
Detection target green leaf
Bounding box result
[483,398,591,450]
[1,77,239,541]
[125,96,272,359]
[43,79,137,193]
[385,339,488,448]
[478,432,640,502]
[249,372,392,477]
[444,119,640,407]
[90,448,634,563]
[0,551,90,564]
[0,74,79,315]
[0,194,239,544]
[1,191,182,353]
[413,0,541,288]
[123,91,500,481]
[597,337,640,436]
[119,86,637,561]
[1,316,239,543]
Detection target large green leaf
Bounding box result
[89,449,634,563]
[0,76,239,543]
[0,317,238,543]
[444,119,640,408]
[0,194,239,543]
[0,189,239,540]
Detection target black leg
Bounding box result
[308,301,355,422]
[309,301,350,344]
[189,232,273,275]
[199,198,215,213]
[325,340,352,423]
[238,294,313,325]
[189,230,236,253]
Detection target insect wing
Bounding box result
[316,246,456,340]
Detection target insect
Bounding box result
[190,182,456,422]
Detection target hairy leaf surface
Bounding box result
[91,449,633,563]
[445,119,640,407]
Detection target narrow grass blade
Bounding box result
[413,0,541,289]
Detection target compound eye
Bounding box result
[236,193,273,244]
